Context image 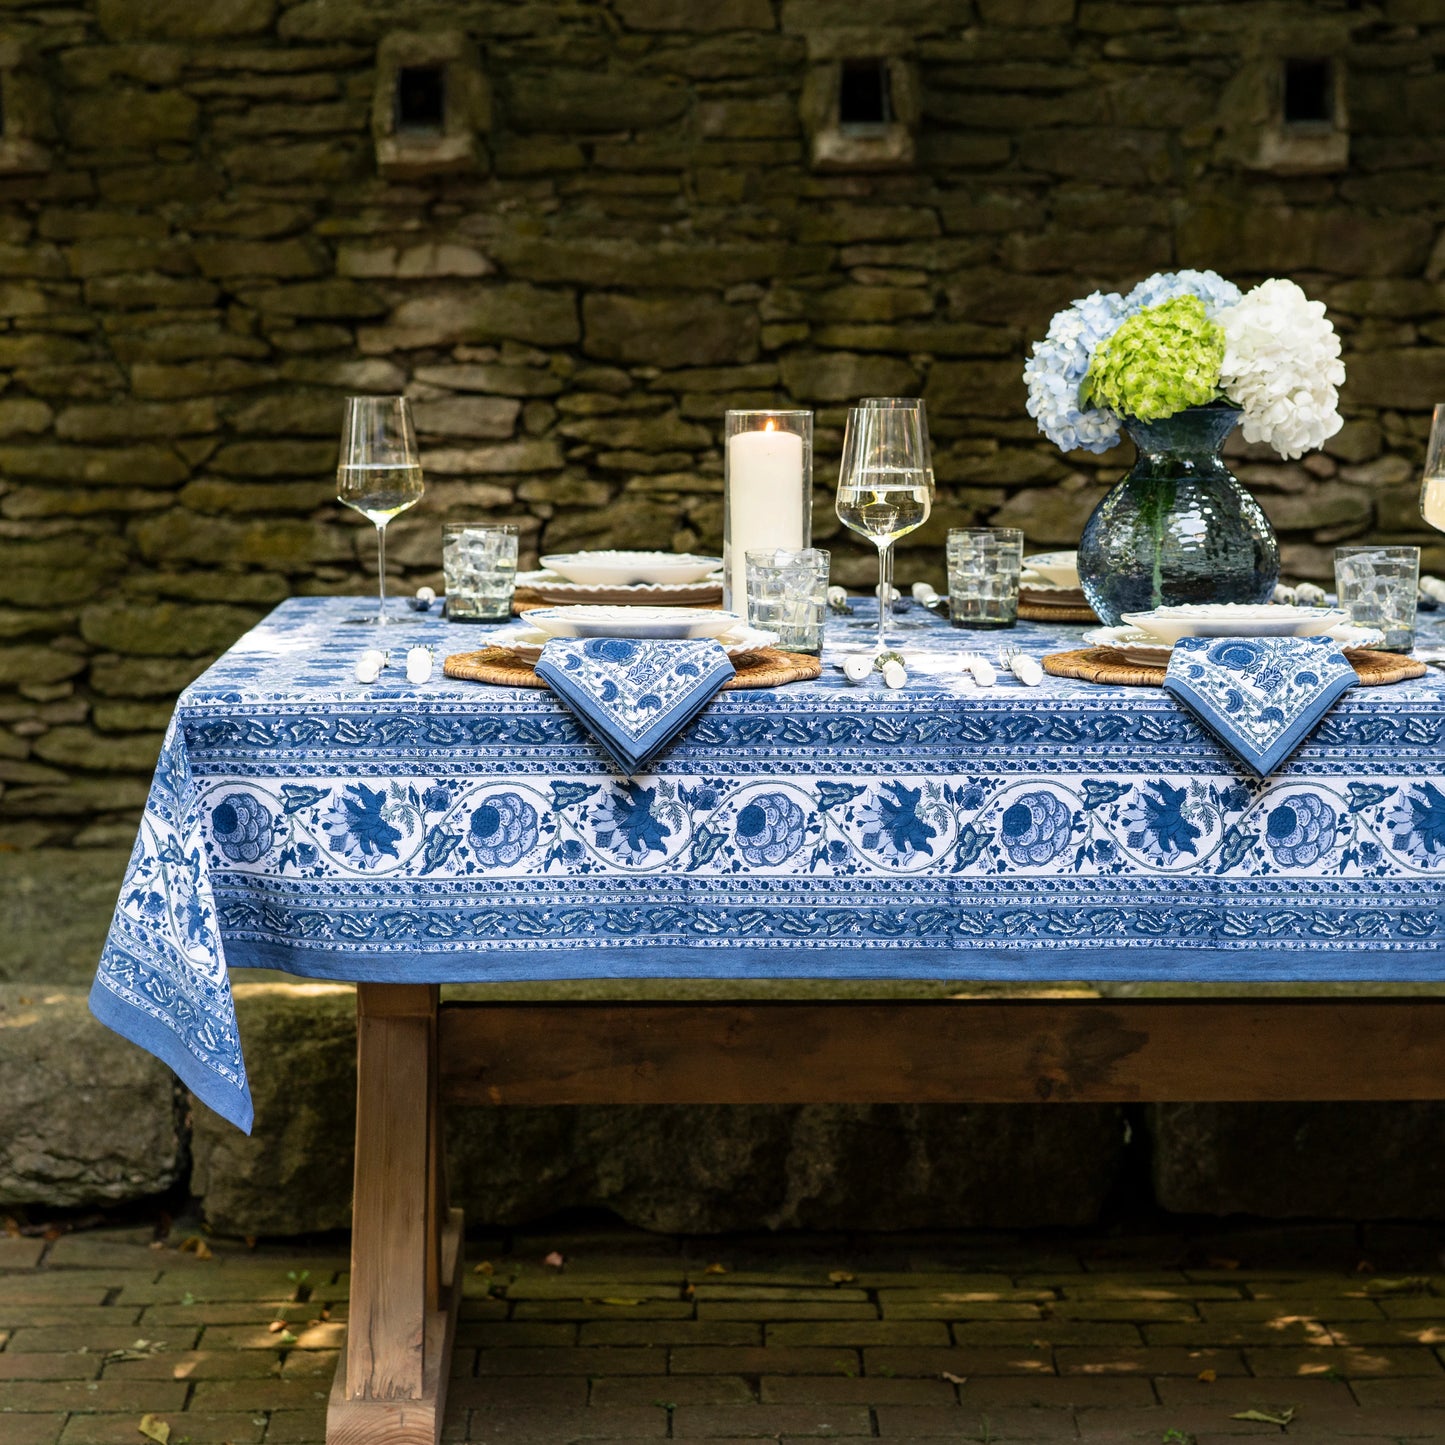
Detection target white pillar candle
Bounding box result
[725,425,806,611]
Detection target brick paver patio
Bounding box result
[2,1216,1444,1443]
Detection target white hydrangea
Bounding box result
[1216,279,1345,460]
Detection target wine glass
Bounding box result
[836,401,933,655]
[860,396,936,628]
[337,395,424,625]
[1419,403,1445,534]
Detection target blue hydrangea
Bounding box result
[468,792,539,868]
[1023,290,1126,454]
[999,790,1074,866]
[1264,792,1335,868]
[211,792,274,864]
[1122,269,1242,319]
[734,791,806,867]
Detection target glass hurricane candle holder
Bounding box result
[723,409,812,613]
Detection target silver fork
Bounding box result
[998,645,1044,685]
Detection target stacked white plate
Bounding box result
[1118,602,1348,642]
[522,605,740,640]
[515,570,725,606]
[1023,551,1080,588]
[1088,605,1382,667]
[1020,551,1088,607]
[490,620,778,665]
[513,550,723,606]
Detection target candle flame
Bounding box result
[764,418,776,432]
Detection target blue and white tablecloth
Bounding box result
[91,597,1445,1131]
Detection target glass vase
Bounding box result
[1077,402,1279,626]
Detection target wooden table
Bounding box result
[326,982,1445,1444]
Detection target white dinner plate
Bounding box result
[490,623,778,664]
[1087,622,1385,666]
[515,570,724,606]
[521,605,743,640]
[1120,603,1347,644]
[540,551,723,586]
[1023,551,1079,588]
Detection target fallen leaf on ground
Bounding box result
[177,1236,212,1260]
[267,1320,286,1334]
[543,1250,564,1268]
[1231,1407,1295,1426]
[941,1371,968,1385]
[106,1340,168,1364]
[274,1329,298,1346]
[473,1260,494,1276]
[703,1262,727,1275]
[828,1270,856,1283]
[1197,1368,1217,1383]
[137,1415,171,1444]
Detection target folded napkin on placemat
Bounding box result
[1163,634,1358,775]
[534,636,735,774]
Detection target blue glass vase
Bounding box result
[1077,402,1278,627]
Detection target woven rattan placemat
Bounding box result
[444,646,822,690]
[1043,646,1427,689]
[1017,600,1099,624]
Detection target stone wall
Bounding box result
[2,0,1444,1231]
[2,0,1444,884]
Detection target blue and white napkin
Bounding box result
[534,636,735,774]
[1163,634,1357,776]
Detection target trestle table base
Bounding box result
[327,989,1445,1444]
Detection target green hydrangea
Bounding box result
[1081,295,1225,422]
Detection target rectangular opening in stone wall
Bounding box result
[396,64,447,134]
[1282,57,1334,126]
[838,59,891,132]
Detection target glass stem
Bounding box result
[876,541,892,653]
[376,521,387,625]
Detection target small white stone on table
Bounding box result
[406,646,433,684]
[1273,583,1297,606]
[881,659,907,689]
[911,581,938,604]
[355,648,387,684]
[1295,581,1327,606]
[842,654,873,684]
[964,655,996,687]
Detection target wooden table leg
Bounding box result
[328,984,464,1445]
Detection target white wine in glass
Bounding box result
[1420,403,1445,533]
[337,395,423,625]
[836,402,933,654]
